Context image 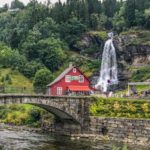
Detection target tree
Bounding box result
[135,9,145,27]
[0,4,9,13]
[103,0,117,17]
[144,8,150,29]
[124,0,136,27]
[60,17,87,48]
[0,42,26,69]
[21,28,42,60]
[90,13,100,30]
[34,17,59,39]
[11,0,24,9]
[33,68,54,93]
[50,0,64,23]
[113,4,126,32]
[0,42,13,67]
[20,61,43,78]
[26,0,49,28]
[37,38,66,72]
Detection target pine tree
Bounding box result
[124,0,136,27]
[102,0,117,17]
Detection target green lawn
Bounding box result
[130,66,150,82]
[0,68,33,93]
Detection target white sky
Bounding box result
[0,0,66,7]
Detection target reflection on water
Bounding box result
[0,129,149,150]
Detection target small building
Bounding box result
[47,64,93,96]
[8,8,20,12]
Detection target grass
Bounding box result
[0,68,33,93]
[131,66,150,82]
[121,29,150,46]
[88,31,107,40]
[115,66,150,95]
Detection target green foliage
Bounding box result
[112,145,128,150]
[90,97,150,119]
[88,31,107,41]
[0,104,54,127]
[113,4,127,32]
[37,38,66,72]
[103,0,117,18]
[124,0,136,27]
[20,61,43,78]
[59,17,87,47]
[144,8,150,29]
[33,68,54,93]
[121,29,150,45]
[0,0,150,83]
[26,108,41,125]
[11,0,24,9]
[131,66,150,82]
[0,68,33,93]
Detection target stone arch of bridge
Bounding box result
[0,95,84,125]
[30,103,81,125]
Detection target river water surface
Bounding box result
[0,129,149,150]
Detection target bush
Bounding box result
[90,97,150,119]
[33,68,54,93]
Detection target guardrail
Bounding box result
[0,86,47,94]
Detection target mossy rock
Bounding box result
[88,31,107,41]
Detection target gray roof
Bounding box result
[47,66,74,87]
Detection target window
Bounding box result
[73,68,76,73]
[57,87,62,95]
[79,75,84,83]
[65,75,71,82]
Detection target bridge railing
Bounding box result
[0,86,47,95]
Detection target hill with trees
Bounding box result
[0,0,150,91]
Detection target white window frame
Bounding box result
[73,68,76,73]
[79,75,84,83]
[65,75,71,82]
[57,87,62,95]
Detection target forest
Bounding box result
[0,0,150,90]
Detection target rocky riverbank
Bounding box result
[0,123,52,134]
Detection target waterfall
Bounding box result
[95,33,118,92]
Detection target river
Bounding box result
[0,129,149,150]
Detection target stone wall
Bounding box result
[89,117,150,145]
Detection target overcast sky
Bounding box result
[0,0,66,7]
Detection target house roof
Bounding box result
[47,65,74,87]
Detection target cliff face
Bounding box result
[72,31,107,59]
[114,32,150,87]
[114,32,150,66]
[74,30,150,65]
[75,30,150,89]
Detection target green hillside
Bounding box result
[0,68,33,93]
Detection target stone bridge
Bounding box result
[0,95,95,133]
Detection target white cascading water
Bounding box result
[95,33,118,92]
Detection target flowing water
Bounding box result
[96,34,118,92]
[0,129,148,150]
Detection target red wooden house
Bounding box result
[47,64,93,96]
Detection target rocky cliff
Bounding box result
[74,30,150,89]
[114,30,150,88]
[114,30,150,66]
